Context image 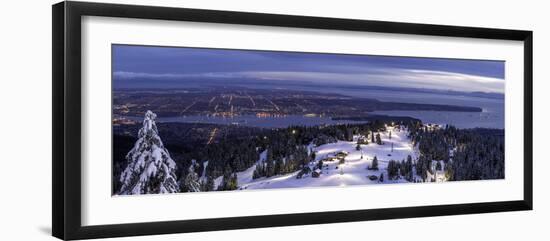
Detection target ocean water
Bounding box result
[127,88,504,130]
[296,87,504,129]
[354,90,504,129]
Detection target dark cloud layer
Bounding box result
[113,45,505,93]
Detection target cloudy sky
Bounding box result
[113,45,505,93]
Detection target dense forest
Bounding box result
[408,124,505,181]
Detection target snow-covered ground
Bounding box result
[216,125,441,191]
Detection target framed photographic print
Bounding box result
[52,1,533,240]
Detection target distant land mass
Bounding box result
[113,76,504,100]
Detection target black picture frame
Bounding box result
[52,1,533,240]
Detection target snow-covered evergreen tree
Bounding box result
[182,160,201,192]
[368,156,379,170]
[118,110,179,195]
[200,175,215,191]
[376,133,383,145]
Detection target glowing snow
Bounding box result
[217,126,429,191]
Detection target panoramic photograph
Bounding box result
[112,44,505,195]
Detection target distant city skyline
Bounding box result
[113,44,505,94]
